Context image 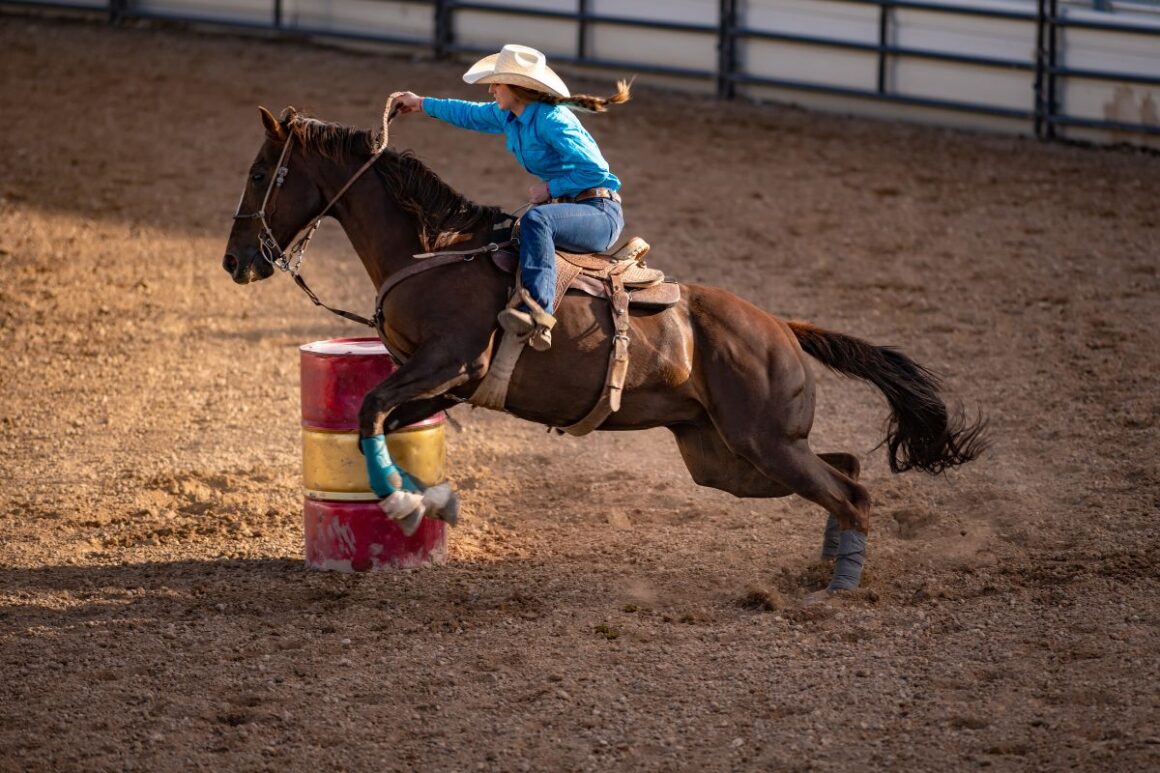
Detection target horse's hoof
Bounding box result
[440,493,460,528]
[395,508,424,538]
[802,589,836,607]
[421,483,459,527]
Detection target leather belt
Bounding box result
[553,187,622,204]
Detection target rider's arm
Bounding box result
[422,98,506,134]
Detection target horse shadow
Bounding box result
[0,555,628,635]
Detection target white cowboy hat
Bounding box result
[462,44,571,99]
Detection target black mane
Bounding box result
[288,113,503,249]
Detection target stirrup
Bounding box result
[498,308,535,337]
[528,326,552,352]
[497,307,555,351]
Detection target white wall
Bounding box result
[1059,6,1160,139]
[14,0,1160,146]
[285,0,433,39]
[741,0,1158,146]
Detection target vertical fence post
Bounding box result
[578,0,589,62]
[1046,0,1059,140]
[434,0,451,59]
[109,0,125,26]
[1034,0,1046,138]
[273,0,283,30]
[717,0,737,99]
[876,2,890,94]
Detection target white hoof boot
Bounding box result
[379,490,425,537]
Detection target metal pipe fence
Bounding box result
[3,0,1158,139]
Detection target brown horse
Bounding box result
[223,107,986,593]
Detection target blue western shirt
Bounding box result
[422,97,621,199]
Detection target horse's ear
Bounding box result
[258,106,286,141]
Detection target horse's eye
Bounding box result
[251,171,265,184]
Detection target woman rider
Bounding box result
[393,44,629,351]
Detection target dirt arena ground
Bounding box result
[2,12,1158,771]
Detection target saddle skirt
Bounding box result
[491,237,680,309]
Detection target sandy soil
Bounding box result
[1,13,1158,772]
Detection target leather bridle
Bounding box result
[232,134,302,272]
[230,97,403,326]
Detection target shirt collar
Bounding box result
[511,100,544,125]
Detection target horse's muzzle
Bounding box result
[222,252,272,284]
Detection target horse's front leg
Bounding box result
[384,395,461,433]
[357,349,486,536]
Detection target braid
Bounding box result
[510,79,632,113]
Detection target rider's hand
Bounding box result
[394,92,424,114]
[529,181,551,204]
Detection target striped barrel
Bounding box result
[300,338,447,571]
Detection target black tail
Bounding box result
[789,321,988,474]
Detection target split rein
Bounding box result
[231,95,405,328]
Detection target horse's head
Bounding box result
[224,104,503,288]
[222,106,326,284]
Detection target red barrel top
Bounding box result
[301,338,394,358]
[300,337,444,431]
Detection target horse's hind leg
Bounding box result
[742,439,871,592]
[673,431,860,503]
[818,453,859,560]
[702,387,872,532]
[673,423,869,592]
[670,422,794,498]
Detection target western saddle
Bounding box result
[374,233,681,436]
[471,236,680,435]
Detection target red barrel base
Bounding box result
[304,498,447,572]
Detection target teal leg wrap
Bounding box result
[360,435,421,497]
[827,530,867,592]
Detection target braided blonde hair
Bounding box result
[509,79,632,113]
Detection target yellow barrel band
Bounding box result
[302,425,446,495]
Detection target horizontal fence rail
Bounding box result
[438,1,722,80]
[3,0,1158,141]
[726,0,1044,123]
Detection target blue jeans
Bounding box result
[518,198,624,313]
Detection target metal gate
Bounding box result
[4,0,1158,142]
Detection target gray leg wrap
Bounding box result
[827,530,867,592]
[820,513,842,560]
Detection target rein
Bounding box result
[375,240,513,318]
[232,95,406,327]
